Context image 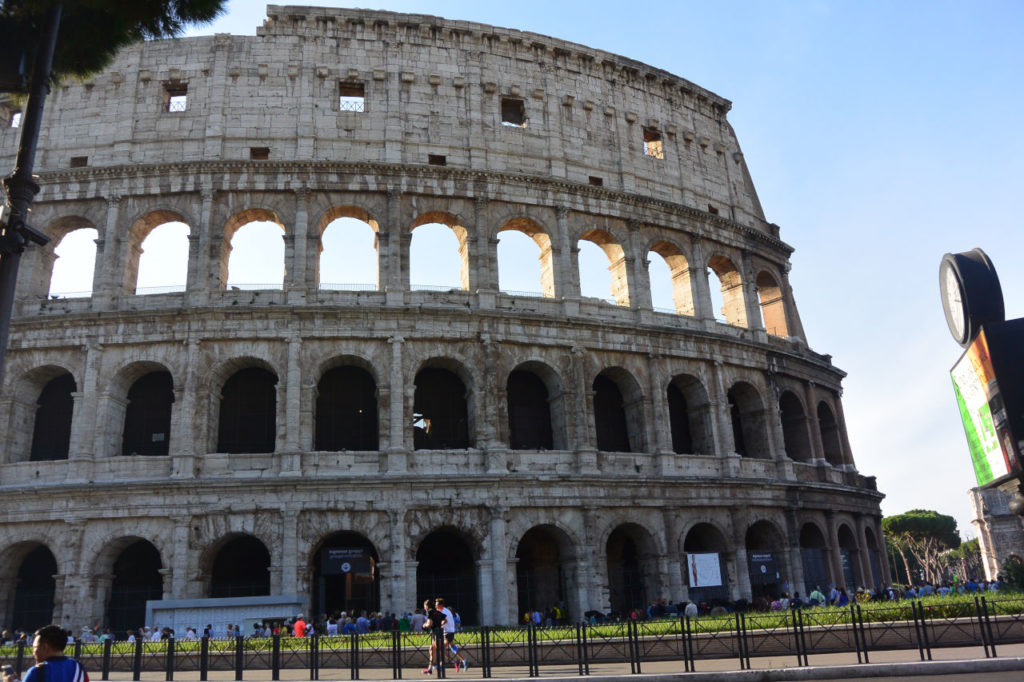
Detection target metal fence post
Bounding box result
[15,640,25,676]
[981,596,998,658]
[581,622,590,676]
[736,612,748,670]
[974,596,992,658]
[351,634,360,680]
[200,636,209,682]
[74,640,83,662]
[391,630,401,679]
[481,626,491,679]
[234,635,244,681]
[683,616,694,673]
[132,637,143,681]
[310,634,319,681]
[855,604,869,664]
[791,608,805,667]
[101,638,112,680]
[165,637,175,681]
[272,634,281,681]
[527,624,538,678]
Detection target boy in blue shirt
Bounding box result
[22,626,88,682]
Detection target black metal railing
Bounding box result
[4,599,1024,680]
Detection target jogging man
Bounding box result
[22,626,88,682]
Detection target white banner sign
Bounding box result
[687,553,722,587]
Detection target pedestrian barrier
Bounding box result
[3,598,1024,680]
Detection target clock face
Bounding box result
[942,262,966,342]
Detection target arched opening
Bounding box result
[311,531,379,618]
[593,369,645,453]
[648,242,695,315]
[683,523,730,606]
[122,371,174,456]
[48,228,97,298]
[756,271,789,337]
[578,229,628,306]
[30,373,76,461]
[507,370,554,450]
[707,255,747,327]
[315,366,378,451]
[209,535,271,598]
[217,367,277,453]
[516,525,575,622]
[413,366,471,450]
[223,212,285,290]
[779,391,812,463]
[745,521,786,600]
[837,525,860,590]
[667,374,714,454]
[728,382,770,459]
[105,540,163,634]
[318,214,379,290]
[134,218,189,295]
[9,545,56,632]
[606,524,658,617]
[799,523,831,595]
[818,402,844,466]
[416,528,478,625]
[410,215,469,291]
[497,220,554,297]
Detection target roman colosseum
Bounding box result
[0,5,886,633]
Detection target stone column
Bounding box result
[804,382,826,463]
[570,346,597,473]
[647,354,672,462]
[710,361,735,456]
[170,517,190,598]
[287,188,311,305]
[386,336,408,471]
[69,344,102,461]
[825,512,845,589]
[832,393,857,470]
[625,220,652,312]
[730,509,753,601]
[855,515,876,590]
[783,509,806,596]
[488,507,510,625]
[92,195,122,307]
[480,336,506,473]
[662,510,685,600]
[740,251,765,334]
[576,507,604,615]
[472,198,497,304]
[387,510,408,615]
[284,336,303,451]
[383,189,407,305]
[91,393,128,458]
[280,509,299,596]
[554,207,580,316]
[688,240,714,323]
[187,188,216,306]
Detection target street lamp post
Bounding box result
[0,3,62,386]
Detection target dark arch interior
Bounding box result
[728,384,768,459]
[122,371,174,456]
[209,536,271,598]
[818,402,843,466]
[683,524,729,605]
[10,545,57,632]
[779,391,811,462]
[413,367,470,450]
[745,522,783,599]
[606,526,649,616]
[594,374,630,452]
[30,373,76,461]
[515,526,568,620]
[416,528,478,625]
[315,366,379,451]
[311,531,380,618]
[799,524,830,595]
[217,367,277,453]
[507,370,554,450]
[106,540,163,634]
[667,383,693,454]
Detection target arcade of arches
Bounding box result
[1,512,887,630]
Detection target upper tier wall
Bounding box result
[0,6,768,232]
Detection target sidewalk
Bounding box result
[97,643,1024,681]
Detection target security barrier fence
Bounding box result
[3,597,1023,679]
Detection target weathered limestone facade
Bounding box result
[0,6,886,629]
[971,487,1024,579]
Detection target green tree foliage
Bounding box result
[1002,555,1024,589]
[0,0,226,88]
[882,509,960,549]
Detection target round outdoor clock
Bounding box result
[939,248,1004,347]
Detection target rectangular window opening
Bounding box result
[339,82,365,112]
[10,111,22,128]
[428,154,447,166]
[708,204,719,215]
[250,147,270,160]
[643,127,664,159]
[501,97,526,127]
[589,176,603,187]
[165,83,188,112]
[69,156,88,168]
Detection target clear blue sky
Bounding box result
[176,0,1024,539]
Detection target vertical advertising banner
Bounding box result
[950,329,1022,487]
[687,553,722,587]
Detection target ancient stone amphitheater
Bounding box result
[0,5,886,633]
